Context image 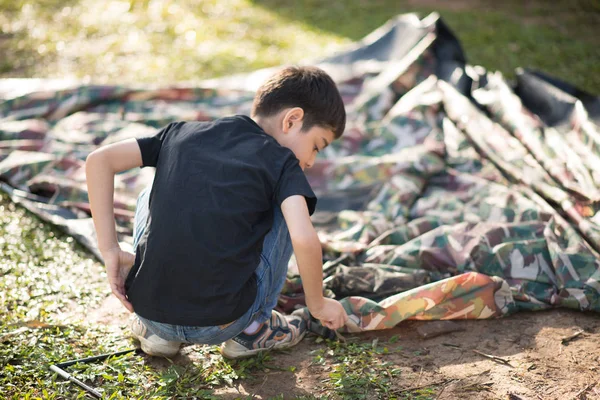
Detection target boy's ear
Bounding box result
[282,107,305,133]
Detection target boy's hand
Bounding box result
[102,247,136,313]
[309,298,348,331]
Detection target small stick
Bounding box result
[416,366,424,387]
[435,384,447,400]
[393,379,451,394]
[395,370,492,395]
[571,382,595,399]
[507,394,525,400]
[463,381,493,390]
[257,375,269,395]
[435,372,489,400]
[442,343,461,349]
[0,327,28,343]
[384,365,393,382]
[472,350,512,366]
[561,330,584,344]
[333,329,347,343]
[559,342,563,355]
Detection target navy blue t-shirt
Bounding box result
[125,116,316,326]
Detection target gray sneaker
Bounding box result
[131,316,182,358]
[220,310,307,359]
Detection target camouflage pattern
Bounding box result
[293,271,516,338]
[1,14,599,336]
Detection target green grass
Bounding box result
[0,0,598,91]
[251,0,600,92]
[0,0,347,84]
[310,337,443,400]
[312,337,402,399]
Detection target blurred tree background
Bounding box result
[0,0,599,91]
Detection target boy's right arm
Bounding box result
[85,138,144,312]
[281,195,348,330]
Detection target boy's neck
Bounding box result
[252,115,279,139]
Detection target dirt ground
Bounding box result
[90,295,600,399]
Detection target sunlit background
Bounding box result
[1,0,599,91]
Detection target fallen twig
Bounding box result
[561,330,585,345]
[256,375,269,397]
[472,349,512,367]
[395,370,492,396]
[435,384,447,400]
[442,343,461,349]
[8,320,68,329]
[0,327,28,343]
[393,379,452,394]
[416,366,424,386]
[333,329,347,342]
[507,394,526,400]
[262,364,291,372]
[462,381,493,390]
[571,381,597,400]
[384,365,394,382]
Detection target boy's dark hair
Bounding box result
[252,66,346,139]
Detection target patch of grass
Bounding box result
[311,337,402,399]
[1,0,598,92]
[310,336,443,399]
[0,199,106,327]
[398,387,437,400]
[0,0,347,84]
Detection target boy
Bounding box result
[86,66,349,359]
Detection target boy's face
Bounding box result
[277,108,335,171]
[282,124,334,171]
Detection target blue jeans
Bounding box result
[131,185,293,345]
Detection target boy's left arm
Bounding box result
[281,195,348,330]
[85,138,144,312]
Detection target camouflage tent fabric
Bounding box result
[1,13,599,338]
